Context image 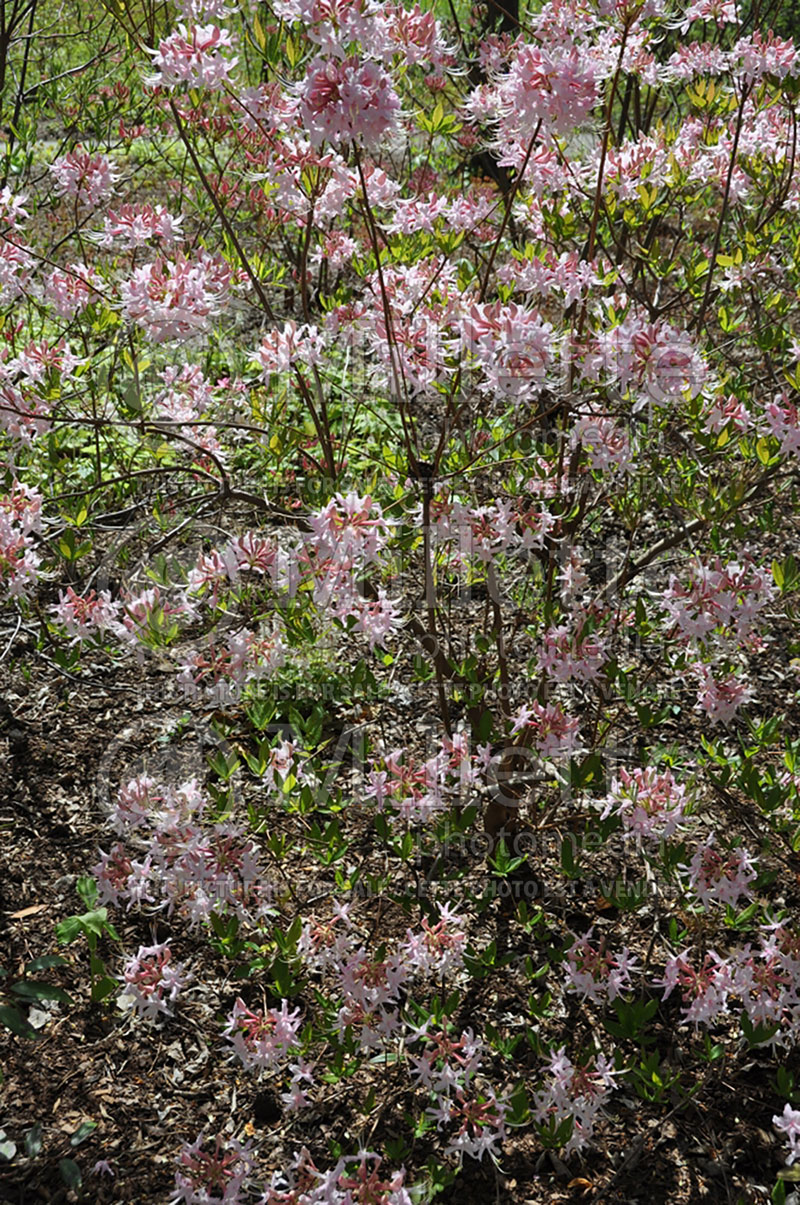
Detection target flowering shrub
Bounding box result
[6,0,800,1196]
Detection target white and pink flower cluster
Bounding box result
[293,893,506,1163]
[223,997,302,1073]
[466,39,597,170]
[51,149,116,206]
[92,203,184,250]
[511,700,582,759]
[0,482,42,599]
[303,492,401,651]
[564,930,638,1004]
[0,185,33,304]
[255,321,326,376]
[120,940,190,1020]
[121,251,232,342]
[461,301,554,401]
[774,1103,800,1167]
[663,552,776,647]
[418,486,556,570]
[94,775,276,927]
[660,923,800,1043]
[0,339,80,443]
[298,55,401,150]
[148,23,237,90]
[296,902,469,1056]
[153,364,229,457]
[678,833,757,909]
[533,1046,618,1156]
[537,622,608,684]
[175,1138,413,1205]
[601,766,689,843]
[177,629,287,700]
[693,665,754,726]
[172,1133,255,1205]
[583,315,707,410]
[52,587,120,642]
[43,264,100,320]
[365,736,485,822]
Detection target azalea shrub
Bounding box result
[5,0,800,1197]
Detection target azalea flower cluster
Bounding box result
[223,997,303,1073]
[120,940,190,1020]
[177,628,287,699]
[148,23,238,90]
[94,775,277,927]
[365,735,486,822]
[663,553,776,648]
[152,363,230,457]
[601,766,690,843]
[120,251,233,342]
[0,338,80,443]
[774,1103,800,1167]
[564,930,638,1003]
[91,202,184,250]
[678,833,757,909]
[171,1133,255,1205]
[174,1138,413,1205]
[533,1047,618,1156]
[52,586,120,642]
[51,148,116,205]
[0,481,42,599]
[43,263,100,319]
[295,900,471,1059]
[510,699,582,759]
[660,923,800,1043]
[537,621,608,684]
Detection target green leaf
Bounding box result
[0,1005,38,1039]
[9,982,72,1004]
[59,1158,82,1189]
[24,955,68,974]
[91,976,118,1003]
[70,1120,97,1147]
[24,1124,43,1158]
[55,916,84,945]
[81,908,111,938]
[77,876,98,909]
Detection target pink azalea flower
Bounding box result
[120,251,232,342]
[148,23,237,90]
[223,998,302,1072]
[601,766,688,843]
[298,55,401,149]
[172,1134,255,1205]
[51,149,116,205]
[774,1104,800,1166]
[680,835,757,909]
[120,941,190,1019]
